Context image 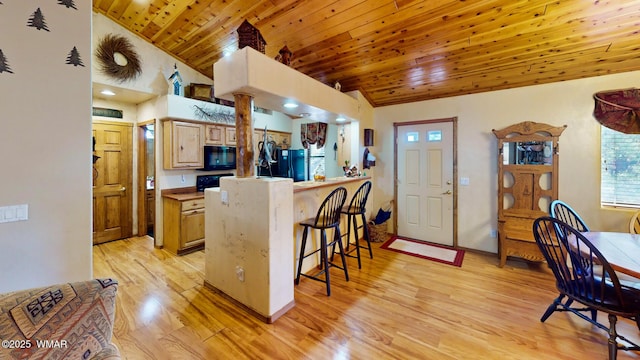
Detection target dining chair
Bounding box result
[532,216,640,360]
[549,199,589,232]
[629,210,640,234]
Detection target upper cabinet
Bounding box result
[204,124,225,145]
[163,120,204,169]
[225,127,237,146]
[271,131,291,149]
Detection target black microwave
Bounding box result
[201,145,236,171]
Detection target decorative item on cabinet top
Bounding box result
[168,64,184,96]
[237,19,266,54]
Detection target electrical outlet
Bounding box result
[235,266,245,282]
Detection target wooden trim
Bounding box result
[204,281,296,324]
[393,117,455,127]
[161,187,198,196]
[393,125,398,236]
[138,119,155,126]
[137,125,147,236]
[137,121,157,238]
[92,119,134,127]
[452,117,458,248]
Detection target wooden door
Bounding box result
[93,121,133,244]
[396,120,455,246]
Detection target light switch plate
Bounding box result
[460,177,470,186]
[221,190,229,205]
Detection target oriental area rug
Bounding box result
[381,236,465,267]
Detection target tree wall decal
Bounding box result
[66,46,84,67]
[58,0,77,10]
[27,8,50,31]
[0,49,14,74]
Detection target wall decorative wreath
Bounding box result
[96,34,141,82]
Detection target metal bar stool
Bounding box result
[295,187,348,296]
[336,180,373,269]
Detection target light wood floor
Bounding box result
[93,236,640,359]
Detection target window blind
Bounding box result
[601,126,640,207]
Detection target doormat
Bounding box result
[380,236,465,267]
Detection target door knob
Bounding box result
[120,186,126,192]
[442,190,452,195]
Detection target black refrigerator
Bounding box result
[258,148,307,182]
[289,149,307,182]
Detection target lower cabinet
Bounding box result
[163,196,205,255]
[146,189,155,234]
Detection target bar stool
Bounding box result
[295,187,348,296]
[336,180,373,269]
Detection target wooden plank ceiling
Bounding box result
[93,0,640,108]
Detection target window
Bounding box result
[427,130,442,142]
[308,144,325,179]
[601,126,640,207]
[406,131,419,142]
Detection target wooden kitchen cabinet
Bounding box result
[163,195,205,255]
[146,189,155,234]
[163,120,204,169]
[225,126,237,145]
[274,131,291,149]
[204,124,225,145]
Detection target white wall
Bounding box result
[92,13,213,93]
[0,2,92,292]
[375,71,640,253]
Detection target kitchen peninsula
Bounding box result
[293,176,372,275]
[203,175,372,323]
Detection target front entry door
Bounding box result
[93,121,133,244]
[396,119,455,246]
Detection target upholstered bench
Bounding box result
[0,278,119,360]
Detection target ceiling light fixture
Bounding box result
[100,89,116,96]
[283,102,298,109]
[336,116,346,122]
[299,112,311,117]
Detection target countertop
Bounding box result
[162,192,205,201]
[160,176,371,198]
[161,186,204,201]
[293,176,371,193]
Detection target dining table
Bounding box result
[582,231,640,280]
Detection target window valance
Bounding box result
[593,88,640,134]
[301,122,327,149]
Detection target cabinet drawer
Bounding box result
[181,198,205,211]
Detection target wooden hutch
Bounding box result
[493,121,566,267]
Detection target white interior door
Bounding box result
[397,122,454,245]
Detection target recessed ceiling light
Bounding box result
[284,102,298,109]
[336,116,346,122]
[100,89,116,96]
[299,113,311,117]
